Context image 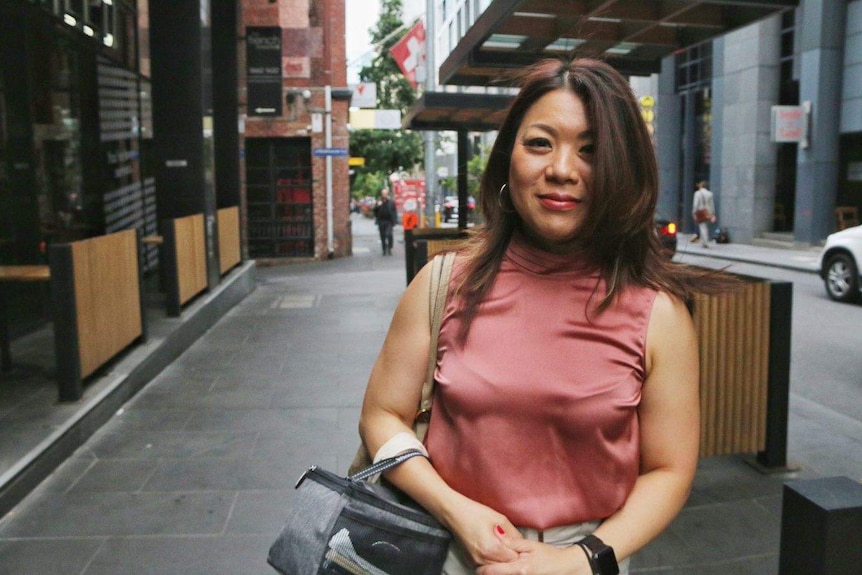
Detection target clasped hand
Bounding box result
[448,500,592,575]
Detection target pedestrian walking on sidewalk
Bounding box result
[373,187,397,255]
[692,181,717,248]
[358,58,735,575]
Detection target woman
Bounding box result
[359,58,721,575]
[692,181,717,248]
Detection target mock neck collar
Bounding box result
[504,231,597,276]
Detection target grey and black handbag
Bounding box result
[267,449,451,575]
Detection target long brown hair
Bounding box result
[453,58,732,343]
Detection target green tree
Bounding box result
[349,0,423,198]
[360,0,419,114]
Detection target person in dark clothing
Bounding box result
[374,188,398,255]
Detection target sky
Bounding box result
[345,0,424,85]
[346,0,381,84]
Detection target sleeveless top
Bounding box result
[425,234,658,529]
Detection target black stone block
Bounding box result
[779,476,862,575]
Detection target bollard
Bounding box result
[779,476,862,574]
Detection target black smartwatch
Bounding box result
[576,534,619,575]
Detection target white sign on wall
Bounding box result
[771,102,811,148]
[375,110,402,130]
[311,112,323,133]
[349,109,402,130]
[350,82,377,108]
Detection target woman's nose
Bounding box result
[546,152,578,182]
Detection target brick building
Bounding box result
[240,0,352,260]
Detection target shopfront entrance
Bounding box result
[245,138,314,258]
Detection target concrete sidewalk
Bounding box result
[675,234,821,275]
[0,217,855,574]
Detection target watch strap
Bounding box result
[576,535,619,575]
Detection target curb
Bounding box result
[677,249,818,274]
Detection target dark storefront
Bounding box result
[0,0,144,256]
[0,0,148,333]
[0,0,243,340]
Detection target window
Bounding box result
[779,9,797,105]
[65,0,85,18]
[676,42,712,93]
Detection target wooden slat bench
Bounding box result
[693,274,791,468]
[161,213,208,317]
[217,206,241,275]
[404,227,469,285]
[50,229,146,401]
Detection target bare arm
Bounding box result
[591,291,700,559]
[358,260,520,566]
[358,261,434,452]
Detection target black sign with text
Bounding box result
[246,27,282,117]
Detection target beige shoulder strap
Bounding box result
[414,252,455,441]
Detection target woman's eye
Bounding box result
[524,137,551,148]
[580,143,596,155]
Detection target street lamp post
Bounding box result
[324,85,334,258]
[424,0,437,227]
[296,85,351,258]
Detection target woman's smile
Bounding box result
[537,192,583,211]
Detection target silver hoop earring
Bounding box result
[498,183,514,213]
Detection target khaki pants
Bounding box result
[442,521,631,574]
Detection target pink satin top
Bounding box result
[425,234,658,529]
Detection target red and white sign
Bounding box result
[389,21,426,89]
[771,105,807,143]
[391,177,426,215]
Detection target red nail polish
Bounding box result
[495,525,506,536]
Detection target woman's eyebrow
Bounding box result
[524,123,594,141]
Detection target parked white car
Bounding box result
[819,224,862,302]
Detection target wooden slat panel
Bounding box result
[174,214,207,306]
[695,280,770,458]
[70,229,142,379]
[426,239,464,260]
[218,206,241,274]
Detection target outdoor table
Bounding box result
[0,265,51,371]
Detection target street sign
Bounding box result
[246,27,283,117]
[313,147,349,157]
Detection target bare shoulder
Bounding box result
[393,254,456,329]
[651,291,691,325]
[395,260,435,328]
[646,291,697,371]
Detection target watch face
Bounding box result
[594,547,619,575]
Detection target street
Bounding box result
[675,250,862,478]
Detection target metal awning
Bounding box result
[439,0,799,86]
[402,91,515,131]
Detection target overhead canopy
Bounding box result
[439,0,799,86]
[402,91,515,131]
